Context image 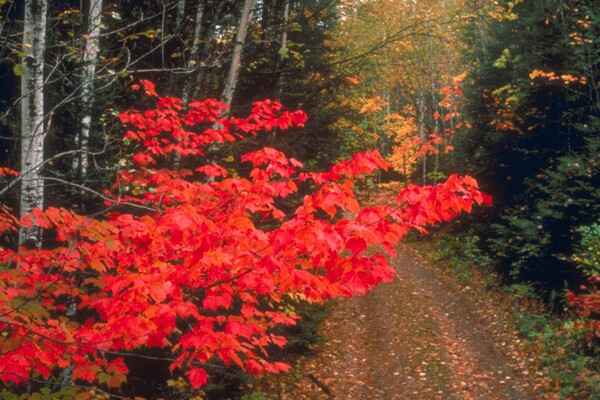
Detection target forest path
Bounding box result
[260,245,551,399]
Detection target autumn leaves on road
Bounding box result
[260,245,551,399]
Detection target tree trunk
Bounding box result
[276,0,290,99]
[176,0,186,31]
[417,90,426,184]
[427,25,441,184]
[19,0,48,247]
[181,0,205,107]
[221,0,256,107]
[75,0,103,179]
[192,0,227,100]
[175,0,205,170]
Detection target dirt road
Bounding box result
[260,245,551,399]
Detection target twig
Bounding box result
[307,373,334,397]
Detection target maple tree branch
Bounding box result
[185,267,254,301]
[0,150,85,200]
[0,373,130,399]
[0,84,491,391]
[0,278,61,319]
[96,1,179,38]
[40,176,159,213]
[205,195,240,218]
[0,317,239,372]
[0,236,85,319]
[362,205,404,228]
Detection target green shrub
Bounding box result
[430,233,494,284]
[573,223,600,276]
[515,311,600,399]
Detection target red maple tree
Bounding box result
[0,80,491,393]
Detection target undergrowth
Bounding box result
[417,231,600,399]
[514,310,600,399]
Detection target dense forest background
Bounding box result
[0,0,598,398]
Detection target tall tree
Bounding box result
[326,0,469,181]
[457,0,599,291]
[181,0,205,108]
[276,0,291,98]
[74,0,104,179]
[222,0,256,107]
[0,83,490,397]
[19,0,48,247]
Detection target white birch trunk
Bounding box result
[176,0,186,32]
[75,0,103,178]
[19,0,48,247]
[181,0,205,107]
[428,30,440,184]
[221,0,256,106]
[417,90,426,184]
[279,0,290,66]
[276,0,290,98]
[175,0,205,170]
[205,0,254,164]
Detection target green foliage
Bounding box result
[431,233,494,285]
[277,300,329,353]
[457,0,600,295]
[425,170,447,184]
[432,231,600,399]
[505,283,540,300]
[241,392,271,400]
[485,135,599,290]
[573,223,600,276]
[505,222,600,399]
[515,310,600,399]
[0,387,82,400]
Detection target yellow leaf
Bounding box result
[12,64,24,76]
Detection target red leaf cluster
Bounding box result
[0,81,490,391]
[567,276,600,338]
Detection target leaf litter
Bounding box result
[257,244,554,399]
